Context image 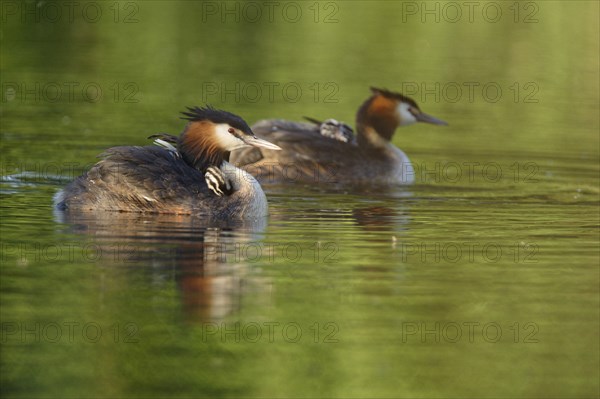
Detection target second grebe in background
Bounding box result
[54,106,281,219]
[230,87,447,186]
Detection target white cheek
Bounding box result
[397,103,417,126]
[215,124,246,150]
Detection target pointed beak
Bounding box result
[242,135,282,150]
[416,112,448,126]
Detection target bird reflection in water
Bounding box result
[54,209,270,323]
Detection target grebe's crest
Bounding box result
[181,106,253,135]
[370,87,420,110]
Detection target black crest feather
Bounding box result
[181,106,253,134]
[370,87,420,109]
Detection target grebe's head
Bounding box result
[179,106,280,170]
[357,87,447,147]
[181,106,281,152]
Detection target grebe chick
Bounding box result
[54,106,281,219]
[230,87,447,186]
[145,132,234,197]
[303,117,356,145]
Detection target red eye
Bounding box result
[228,128,235,134]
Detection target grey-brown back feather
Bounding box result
[230,120,393,185]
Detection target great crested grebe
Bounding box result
[229,87,447,186]
[54,106,281,218]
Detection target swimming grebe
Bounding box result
[54,106,281,218]
[229,87,447,186]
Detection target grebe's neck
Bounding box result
[178,121,226,172]
[355,94,399,149]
